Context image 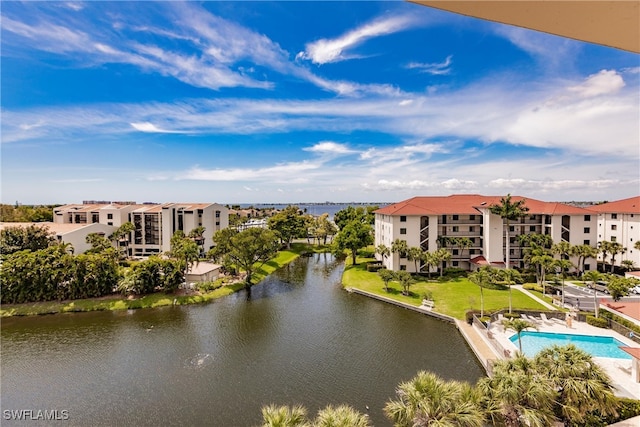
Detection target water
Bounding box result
[238,203,386,220]
[1,254,484,426]
[510,331,632,360]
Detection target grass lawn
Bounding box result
[0,243,319,317]
[343,254,548,320]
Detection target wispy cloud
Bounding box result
[297,14,418,65]
[406,55,453,75]
[181,161,321,182]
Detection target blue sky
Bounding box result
[1,1,639,205]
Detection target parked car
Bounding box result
[587,280,609,293]
[631,285,640,295]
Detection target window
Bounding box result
[584,240,590,245]
[400,216,406,222]
[453,261,459,267]
[469,226,475,232]
[452,215,459,220]
[452,226,459,232]
[611,213,618,219]
[584,227,590,233]
[215,211,221,218]
[107,213,113,219]
[107,221,113,226]
[400,265,407,271]
[400,228,407,235]
[453,249,459,255]
[530,226,536,232]
[611,236,617,242]
[469,249,475,255]
[611,224,617,231]
[584,264,591,271]
[470,215,475,220]
[509,226,515,232]
[584,215,591,221]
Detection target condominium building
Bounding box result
[374,194,598,273]
[53,202,229,256]
[589,196,640,270]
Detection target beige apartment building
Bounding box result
[374,194,599,273]
[590,196,640,270]
[53,201,229,256]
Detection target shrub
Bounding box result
[503,312,521,319]
[465,310,481,325]
[586,315,609,328]
[197,281,222,292]
[443,267,467,278]
[420,291,433,301]
[366,262,384,272]
[523,283,544,292]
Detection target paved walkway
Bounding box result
[455,320,501,373]
[513,285,558,310]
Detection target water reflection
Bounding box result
[1,254,484,426]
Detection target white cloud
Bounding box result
[181,161,321,182]
[303,141,356,155]
[130,122,191,133]
[568,70,625,97]
[406,55,453,75]
[298,14,416,65]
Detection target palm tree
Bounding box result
[608,242,626,273]
[391,238,409,261]
[583,270,602,318]
[396,270,413,296]
[528,248,554,294]
[261,404,307,427]
[621,259,635,271]
[499,268,522,314]
[384,370,484,427]
[478,355,556,427]
[376,243,390,267]
[422,251,438,279]
[571,244,597,275]
[407,246,424,273]
[502,318,536,353]
[635,241,640,252]
[534,345,619,424]
[434,248,452,277]
[378,268,394,292]
[489,194,529,270]
[468,267,492,317]
[188,226,206,256]
[453,236,473,260]
[314,405,371,427]
[597,241,611,272]
[554,258,574,306]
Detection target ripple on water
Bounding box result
[184,353,213,370]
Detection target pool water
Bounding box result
[510,331,632,360]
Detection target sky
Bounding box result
[1,1,639,205]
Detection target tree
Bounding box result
[261,404,307,427]
[453,236,473,260]
[0,224,56,256]
[583,270,602,317]
[489,194,529,270]
[498,268,522,314]
[571,244,597,275]
[333,220,373,265]
[608,242,626,273]
[607,275,635,301]
[597,241,612,272]
[333,206,373,230]
[469,267,492,317]
[268,205,307,249]
[188,226,206,255]
[528,248,554,293]
[553,258,574,306]
[533,345,618,424]
[213,227,279,288]
[478,355,556,427]
[395,270,413,296]
[407,247,423,273]
[313,213,337,245]
[168,231,200,288]
[635,241,640,252]
[421,251,438,279]
[375,244,390,266]
[384,370,484,427]
[621,259,635,271]
[378,268,394,292]
[85,233,113,254]
[110,221,135,259]
[391,239,409,260]
[502,318,536,353]
[434,248,452,277]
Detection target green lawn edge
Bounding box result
[342,253,548,320]
[0,243,325,317]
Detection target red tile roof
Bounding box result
[588,196,640,214]
[374,194,595,216]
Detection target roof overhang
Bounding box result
[411,1,639,53]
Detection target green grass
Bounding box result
[0,243,320,317]
[343,254,548,320]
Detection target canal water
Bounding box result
[1,253,484,426]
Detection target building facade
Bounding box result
[53,202,229,256]
[374,194,598,273]
[589,196,640,270]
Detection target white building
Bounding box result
[590,196,640,270]
[374,194,598,273]
[53,201,229,256]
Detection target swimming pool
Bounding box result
[510,331,632,360]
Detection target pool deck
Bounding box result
[487,317,640,399]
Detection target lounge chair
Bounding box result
[521,314,540,324]
[541,313,562,325]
